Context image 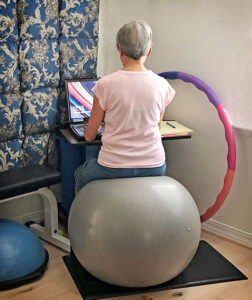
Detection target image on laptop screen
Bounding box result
[66,79,97,122]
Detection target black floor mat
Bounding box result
[63,240,247,300]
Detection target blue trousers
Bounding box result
[74,159,166,192]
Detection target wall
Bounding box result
[97,0,252,245]
[98,0,252,129]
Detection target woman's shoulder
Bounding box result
[148,71,167,81]
[98,71,120,83]
[147,71,170,87]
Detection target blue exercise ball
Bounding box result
[0,219,48,288]
[69,176,201,288]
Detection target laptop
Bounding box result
[65,78,104,139]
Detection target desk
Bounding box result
[59,121,192,214]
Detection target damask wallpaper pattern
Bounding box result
[0,0,99,172]
[58,0,99,123]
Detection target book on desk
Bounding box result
[161,121,193,138]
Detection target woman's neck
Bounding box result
[121,56,148,72]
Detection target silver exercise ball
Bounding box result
[68,176,201,288]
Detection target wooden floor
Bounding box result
[1,230,251,300]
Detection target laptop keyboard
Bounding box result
[70,123,104,138]
[74,126,84,136]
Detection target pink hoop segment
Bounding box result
[159,72,236,223]
[216,104,236,171]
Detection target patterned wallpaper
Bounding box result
[0,0,99,172]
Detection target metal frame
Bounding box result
[0,188,70,252]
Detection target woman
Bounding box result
[75,20,175,192]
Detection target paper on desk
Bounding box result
[160,121,193,137]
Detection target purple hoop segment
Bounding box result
[159,71,236,223]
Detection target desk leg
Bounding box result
[59,138,86,214]
[59,138,101,215]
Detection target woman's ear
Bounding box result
[147,45,152,57]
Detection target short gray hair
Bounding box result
[116,20,152,60]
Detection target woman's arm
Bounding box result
[84,95,105,142]
[159,109,165,129]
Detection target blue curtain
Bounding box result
[0,0,99,172]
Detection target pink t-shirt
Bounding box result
[92,70,175,168]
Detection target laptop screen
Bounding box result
[66,79,97,123]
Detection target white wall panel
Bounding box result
[98,0,252,235]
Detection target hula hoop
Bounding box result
[159,71,236,223]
